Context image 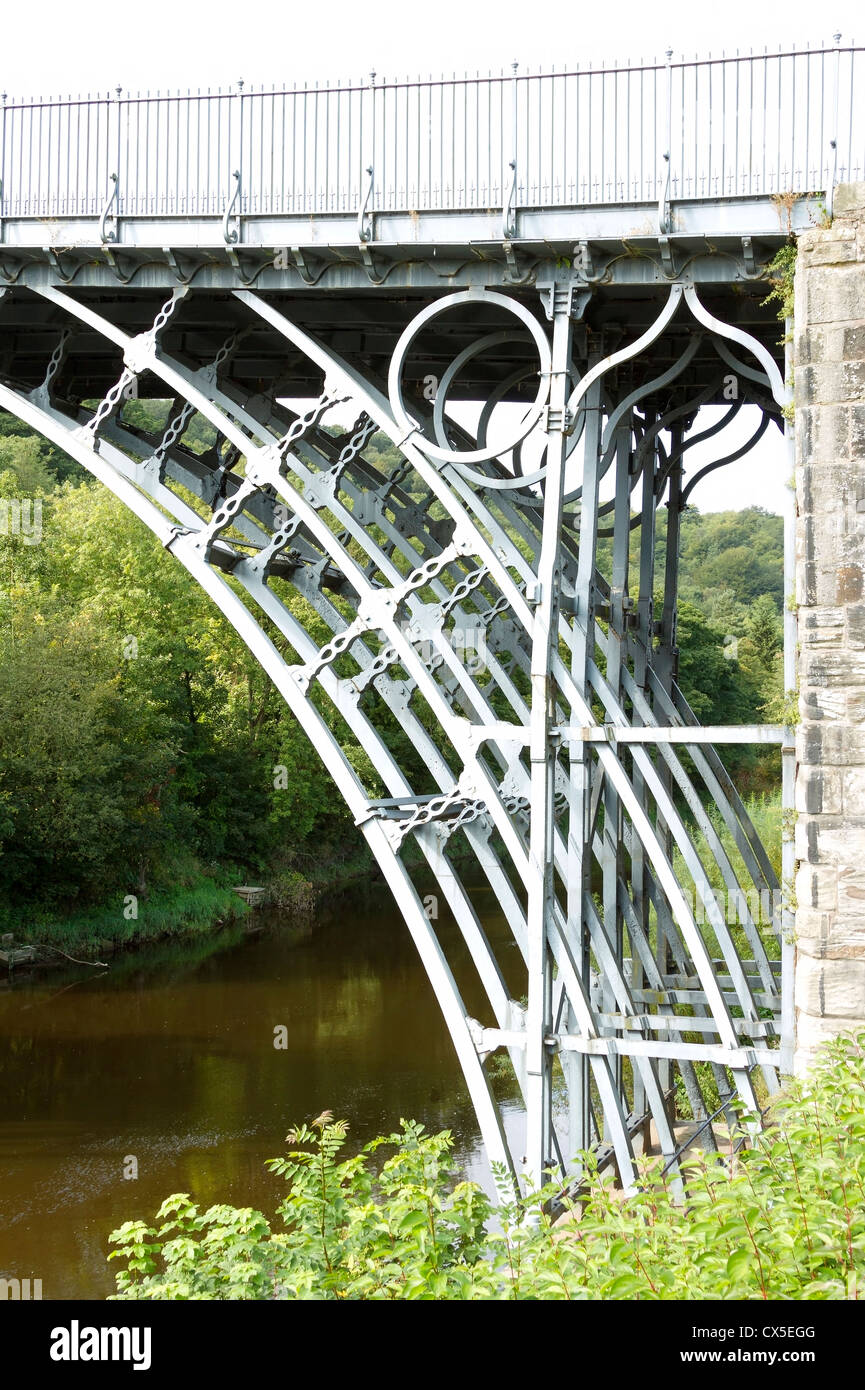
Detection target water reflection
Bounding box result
[0,880,523,1299]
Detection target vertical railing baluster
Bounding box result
[501,60,518,235]
[747,49,753,195]
[603,58,609,200]
[825,31,842,216]
[721,50,727,195]
[301,76,308,214]
[804,40,811,189]
[681,56,686,195]
[323,80,329,216]
[144,92,151,215]
[30,97,37,216]
[290,80,296,214]
[0,92,6,231]
[624,64,630,201]
[449,68,455,206]
[698,55,706,195]
[739,48,745,191]
[659,46,673,231]
[848,45,856,182]
[370,70,376,219]
[416,76,422,208]
[239,79,245,221]
[588,59,593,203]
[614,61,619,199]
[650,61,656,203]
[851,45,856,182]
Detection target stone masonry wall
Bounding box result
[794,182,865,1069]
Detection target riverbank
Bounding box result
[1,839,388,966]
[6,872,249,962]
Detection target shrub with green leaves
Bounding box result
[108,1033,865,1300]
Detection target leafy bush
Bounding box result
[108,1033,865,1300]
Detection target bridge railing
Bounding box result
[1,42,862,226]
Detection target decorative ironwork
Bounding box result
[0,265,794,1193]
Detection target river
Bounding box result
[0,878,524,1299]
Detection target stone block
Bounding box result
[796,403,850,462]
[836,566,864,604]
[845,689,865,723]
[795,954,865,1017]
[843,324,865,361]
[795,915,865,955]
[795,325,852,366]
[799,558,865,611]
[796,561,816,607]
[832,182,865,217]
[817,722,865,767]
[800,685,847,721]
[836,871,865,928]
[794,816,818,864]
[802,647,865,687]
[794,1010,862,1072]
[795,765,843,814]
[800,233,858,267]
[795,862,838,911]
[801,264,865,326]
[847,606,865,648]
[800,606,844,645]
[794,814,844,864]
[799,822,863,869]
[842,765,865,816]
[792,907,834,944]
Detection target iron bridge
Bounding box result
[1,40,863,1189]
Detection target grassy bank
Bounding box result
[4,871,249,959]
[1,839,388,963]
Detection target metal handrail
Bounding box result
[1,40,862,224]
[5,44,865,107]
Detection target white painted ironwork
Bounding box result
[0,263,791,1192]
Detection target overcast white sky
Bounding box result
[5,0,838,512]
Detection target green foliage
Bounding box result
[0,411,85,485]
[108,1034,865,1300]
[763,243,797,326]
[674,601,755,724]
[0,613,185,905]
[0,417,362,934]
[673,507,784,609]
[109,1111,495,1300]
[744,593,783,673]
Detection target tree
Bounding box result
[745,592,782,673]
[0,614,179,905]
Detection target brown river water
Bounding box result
[0,879,524,1299]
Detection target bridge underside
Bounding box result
[0,239,794,1190]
